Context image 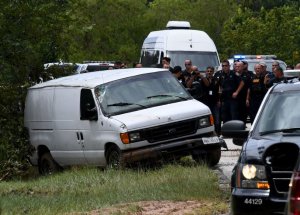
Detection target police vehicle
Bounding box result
[222,80,300,215]
[228,55,287,72]
[76,61,115,73]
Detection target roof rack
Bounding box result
[166,21,191,29]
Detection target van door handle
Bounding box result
[76,132,81,144]
[80,132,84,144]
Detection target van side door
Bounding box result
[52,87,86,165]
[79,89,107,166]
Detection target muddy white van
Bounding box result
[24,68,226,174]
[140,21,220,71]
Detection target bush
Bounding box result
[0,84,33,181]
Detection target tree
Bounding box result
[221,6,300,64]
[0,0,81,180]
[69,0,148,63]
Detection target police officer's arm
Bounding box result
[246,88,250,107]
[197,73,209,87]
[264,74,272,88]
[232,80,244,98]
[185,74,196,88]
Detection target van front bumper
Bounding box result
[231,188,286,215]
[122,136,227,163]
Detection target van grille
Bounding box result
[143,119,198,143]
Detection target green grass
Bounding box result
[0,163,229,215]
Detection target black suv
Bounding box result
[222,81,300,215]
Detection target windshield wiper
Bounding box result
[260,128,300,135]
[147,94,188,100]
[107,102,146,107]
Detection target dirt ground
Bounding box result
[69,169,230,215]
[70,200,228,215]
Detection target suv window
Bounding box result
[255,90,300,134]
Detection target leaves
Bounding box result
[221,5,300,64]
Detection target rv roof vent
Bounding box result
[166,21,191,29]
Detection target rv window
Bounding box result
[80,89,98,121]
[141,50,160,67]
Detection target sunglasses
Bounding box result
[222,64,229,67]
[185,63,191,66]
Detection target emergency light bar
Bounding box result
[83,61,115,64]
[233,55,277,60]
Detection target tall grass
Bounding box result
[0,164,229,214]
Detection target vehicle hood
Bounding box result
[243,133,300,163]
[110,100,210,130]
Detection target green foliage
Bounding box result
[69,0,149,62]
[221,6,300,64]
[0,84,33,181]
[0,0,82,180]
[236,0,300,11]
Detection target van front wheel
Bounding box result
[39,152,60,175]
[192,146,221,167]
[106,146,123,169]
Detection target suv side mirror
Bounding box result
[221,120,249,146]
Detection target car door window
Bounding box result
[80,89,98,120]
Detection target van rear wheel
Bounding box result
[106,146,124,169]
[192,146,221,167]
[39,152,60,175]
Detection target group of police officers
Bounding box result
[164,57,287,136]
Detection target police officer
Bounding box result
[246,64,267,123]
[202,66,220,135]
[237,61,254,124]
[265,66,287,88]
[219,60,244,123]
[184,65,205,102]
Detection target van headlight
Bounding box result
[199,115,213,128]
[120,131,144,144]
[237,164,270,189]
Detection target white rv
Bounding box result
[140,21,220,71]
[24,68,226,174]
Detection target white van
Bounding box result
[140,21,220,71]
[24,68,226,174]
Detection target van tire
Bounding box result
[192,146,221,167]
[39,152,60,175]
[106,146,124,169]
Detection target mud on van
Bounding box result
[140,21,220,71]
[24,68,226,174]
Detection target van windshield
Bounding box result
[94,71,192,116]
[168,51,219,71]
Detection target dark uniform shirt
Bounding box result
[202,76,219,107]
[219,71,242,100]
[249,74,267,97]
